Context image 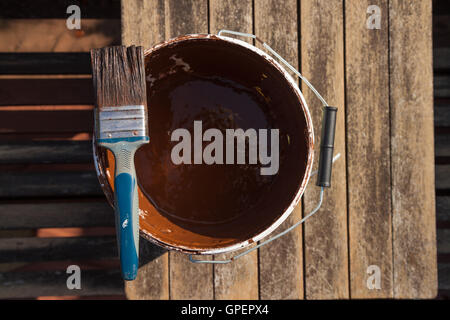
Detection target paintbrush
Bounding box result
[90,45,149,280]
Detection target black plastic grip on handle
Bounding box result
[316,106,337,188]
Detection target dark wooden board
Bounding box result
[437,196,450,222]
[0,140,92,164]
[0,201,114,230]
[435,105,450,127]
[0,53,91,74]
[0,269,123,299]
[0,236,117,263]
[0,171,102,198]
[300,0,349,299]
[0,78,94,105]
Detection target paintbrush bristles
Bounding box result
[90,46,147,108]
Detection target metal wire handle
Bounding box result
[188,30,336,264]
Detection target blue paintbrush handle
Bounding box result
[114,171,139,280]
[99,138,148,280]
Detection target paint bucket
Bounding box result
[93,34,314,255]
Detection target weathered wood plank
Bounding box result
[390,0,437,298]
[437,229,450,254]
[434,48,450,70]
[0,201,114,230]
[434,106,450,127]
[0,171,102,198]
[0,236,117,262]
[300,0,349,299]
[0,1,121,19]
[438,263,450,291]
[0,109,93,133]
[0,140,92,164]
[435,135,450,157]
[435,75,450,98]
[0,53,91,74]
[0,269,123,299]
[0,78,94,106]
[436,165,450,190]
[345,0,393,298]
[210,0,258,300]
[437,196,450,222]
[124,241,169,300]
[0,19,120,52]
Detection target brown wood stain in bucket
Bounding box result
[95,35,311,253]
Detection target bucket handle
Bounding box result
[188,30,339,264]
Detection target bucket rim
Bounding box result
[94,33,315,255]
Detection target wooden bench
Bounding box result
[0,0,446,299]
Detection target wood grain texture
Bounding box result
[0,236,117,262]
[254,0,303,300]
[0,19,120,52]
[390,1,437,298]
[345,0,393,298]
[0,269,124,299]
[0,78,94,106]
[0,110,93,133]
[0,171,102,198]
[300,0,349,299]
[0,140,92,164]
[0,53,91,74]
[121,0,165,48]
[209,0,258,300]
[0,201,114,230]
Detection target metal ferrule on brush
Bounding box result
[97,105,148,141]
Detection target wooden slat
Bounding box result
[0,1,121,19]
[435,135,450,157]
[162,0,214,301]
[345,0,393,298]
[438,263,450,291]
[253,0,302,300]
[437,229,450,254]
[0,111,93,133]
[434,48,450,70]
[0,236,117,263]
[124,241,169,300]
[435,75,450,98]
[0,53,91,74]
[0,201,114,230]
[0,140,92,164]
[0,270,123,299]
[437,196,450,222]
[0,171,102,198]
[300,0,348,299]
[436,165,450,190]
[210,0,258,300]
[0,19,120,52]
[0,78,94,105]
[121,0,165,48]
[390,0,437,298]
[434,106,450,127]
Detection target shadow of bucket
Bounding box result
[93,34,314,255]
